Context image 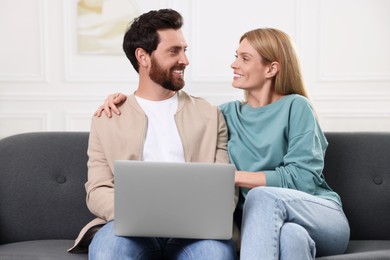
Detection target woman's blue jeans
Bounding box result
[240,187,350,260]
[89,221,237,260]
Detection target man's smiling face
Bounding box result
[149,29,189,91]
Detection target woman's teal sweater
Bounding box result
[219,94,341,209]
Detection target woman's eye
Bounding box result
[234,55,249,62]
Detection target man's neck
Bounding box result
[135,82,177,101]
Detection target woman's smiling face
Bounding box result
[230,38,269,91]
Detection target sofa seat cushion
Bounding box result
[0,240,87,260]
[316,240,390,259]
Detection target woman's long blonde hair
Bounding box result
[241,28,310,100]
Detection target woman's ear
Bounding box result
[135,48,149,67]
[266,61,280,78]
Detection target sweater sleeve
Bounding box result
[265,98,328,194]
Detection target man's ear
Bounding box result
[135,48,149,67]
[266,61,280,78]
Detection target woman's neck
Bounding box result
[246,86,284,108]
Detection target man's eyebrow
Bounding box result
[168,45,187,51]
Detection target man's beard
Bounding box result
[149,57,185,91]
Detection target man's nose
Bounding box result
[179,52,189,66]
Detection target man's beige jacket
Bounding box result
[69,91,238,253]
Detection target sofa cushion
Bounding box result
[316,240,390,259]
[0,240,87,260]
[0,132,94,244]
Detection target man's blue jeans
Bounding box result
[89,221,237,260]
[240,187,350,260]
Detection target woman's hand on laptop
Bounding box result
[94,93,127,118]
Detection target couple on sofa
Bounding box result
[69,8,350,260]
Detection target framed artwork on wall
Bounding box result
[64,0,165,82]
[77,0,140,55]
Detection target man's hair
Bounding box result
[123,9,183,72]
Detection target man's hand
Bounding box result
[94,93,127,118]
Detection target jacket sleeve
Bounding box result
[215,108,230,164]
[85,118,115,221]
[215,108,239,207]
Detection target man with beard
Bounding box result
[68,9,237,260]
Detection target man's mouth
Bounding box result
[173,70,185,78]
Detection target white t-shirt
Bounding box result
[135,94,185,162]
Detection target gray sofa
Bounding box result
[0,132,389,259]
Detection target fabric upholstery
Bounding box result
[317,241,390,259]
[322,133,390,240]
[0,131,389,259]
[0,240,88,260]
[0,132,93,259]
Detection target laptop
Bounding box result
[114,160,236,240]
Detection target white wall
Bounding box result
[1,0,390,138]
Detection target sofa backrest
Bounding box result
[0,132,94,245]
[323,132,390,240]
[1,131,389,244]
